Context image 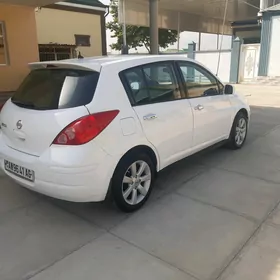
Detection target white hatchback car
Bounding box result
[0,55,250,212]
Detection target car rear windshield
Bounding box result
[11,68,100,110]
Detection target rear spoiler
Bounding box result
[29,61,101,72]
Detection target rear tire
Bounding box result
[111,153,155,212]
[226,111,248,150]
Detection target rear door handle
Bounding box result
[143,113,157,120]
[194,105,204,111]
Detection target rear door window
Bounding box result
[142,62,181,101]
[12,68,99,110]
[121,61,182,106]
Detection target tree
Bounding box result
[106,0,178,53]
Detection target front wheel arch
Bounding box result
[226,110,248,149]
[237,108,249,120]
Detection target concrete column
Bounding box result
[187,42,196,81]
[187,42,196,60]
[121,0,128,54]
[258,14,272,76]
[177,12,181,52]
[229,37,242,83]
[149,0,158,54]
[121,45,129,54]
[259,0,267,11]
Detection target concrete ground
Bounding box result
[1,85,280,280]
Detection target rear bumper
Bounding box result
[0,135,118,202]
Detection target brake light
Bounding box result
[52,110,119,145]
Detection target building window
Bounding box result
[0,21,9,65]
[38,44,77,61]
[75,35,91,47]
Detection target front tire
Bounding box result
[111,153,155,212]
[227,111,248,149]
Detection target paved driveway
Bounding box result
[1,85,280,280]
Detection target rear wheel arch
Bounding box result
[117,145,159,173]
[105,144,159,201]
[108,145,158,211]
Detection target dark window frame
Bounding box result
[119,60,184,107]
[75,34,91,47]
[0,21,9,65]
[175,61,224,99]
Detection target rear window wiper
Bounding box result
[12,99,54,110]
[12,100,36,109]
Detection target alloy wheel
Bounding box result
[235,117,247,146]
[122,160,152,205]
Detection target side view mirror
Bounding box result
[224,84,233,95]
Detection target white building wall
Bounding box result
[195,51,232,82]
[268,15,280,76]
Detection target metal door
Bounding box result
[239,44,260,82]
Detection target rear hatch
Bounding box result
[0,65,100,156]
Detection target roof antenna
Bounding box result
[78,51,84,59]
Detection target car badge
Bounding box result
[16,120,23,130]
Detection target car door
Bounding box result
[177,61,233,149]
[121,61,193,169]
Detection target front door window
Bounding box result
[178,62,220,98]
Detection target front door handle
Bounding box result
[143,113,157,120]
[194,105,204,111]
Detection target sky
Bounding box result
[102,0,232,53]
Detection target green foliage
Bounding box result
[106,0,178,52]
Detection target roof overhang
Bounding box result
[263,2,280,11]
[119,0,261,35]
[56,1,107,12]
[0,0,60,6]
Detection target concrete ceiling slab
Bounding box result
[119,0,260,34]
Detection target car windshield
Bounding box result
[11,68,100,110]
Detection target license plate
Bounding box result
[4,160,35,182]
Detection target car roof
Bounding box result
[29,55,192,72]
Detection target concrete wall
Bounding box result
[195,51,232,83]
[0,4,39,92]
[35,7,102,57]
[268,15,280,76]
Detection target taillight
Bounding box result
[52,110,119,145]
